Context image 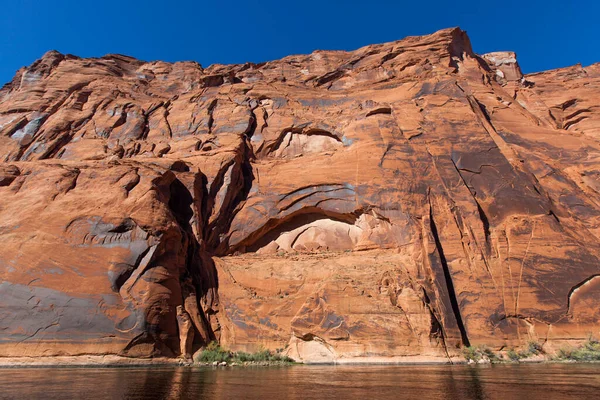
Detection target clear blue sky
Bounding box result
[1,0,599,85]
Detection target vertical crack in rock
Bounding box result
[164,104,174,138]
[168,177,216,349]
[449,158,491,254]
[119,169,225,356]
[421,288,452,361]
[205,144,255,255]
[244,106,258,140]
[207,99,217,134]
[566,274,600,316]
[465,94,524,171]
[428,200,471,347]
[475,202,491,245]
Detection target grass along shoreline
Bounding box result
[1,339,600,367]
[192,338,600,367]
[462,338,600,364]
[192,342,295,366]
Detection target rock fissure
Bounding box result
[428,199,471,347]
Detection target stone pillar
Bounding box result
[176,305,194,359]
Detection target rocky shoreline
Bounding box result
[0,355,453,367]
[1,354,596,368]
[2,339,599,367]
[0,355,298,368]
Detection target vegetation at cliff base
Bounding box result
[193,342,294,364]
[463,341,544,363]
[462,345,498,363]
[554,338,600,361]
[462,338,600,363]
[505,340,544,361]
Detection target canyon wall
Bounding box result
[1,27,599,362]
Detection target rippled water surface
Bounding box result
[1,363,600,399]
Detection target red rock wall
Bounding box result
[1,27,599,362]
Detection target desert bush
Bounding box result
[462,346,480,362]
[506,348,520,361]
[235,349,293,363]
[504,341,543,361]
[554,337,600,362]
[527,340,544,355]
[194,342,294,364]
[463,345,498,362]
[567,338,600,361]
[194,342,231,363]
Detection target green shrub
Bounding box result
[507,348,520,361]
[518,349,531,359]
[504,341,543,361]
[527,340,543,355]
[568,338,600,361]
[194,342,232,363]
[234,349,293,363]
[462,346,480,362]
[193,342,294,364]
[462,345,498,362]
[554,338,600,362]
[556,347,573,360]
[481,346,498,361]
[583,338,600,352]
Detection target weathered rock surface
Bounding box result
[1,27,600,362]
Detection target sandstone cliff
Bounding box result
[1,27,599,362]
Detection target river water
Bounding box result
[1,363,599,399]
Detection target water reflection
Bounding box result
[1,363,600,399]
[465,366,486,400]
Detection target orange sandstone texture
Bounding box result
[1,27,599,362]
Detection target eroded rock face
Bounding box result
[1,27,600,362]
[482,51,523,81]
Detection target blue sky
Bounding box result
[1,0,599,85]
